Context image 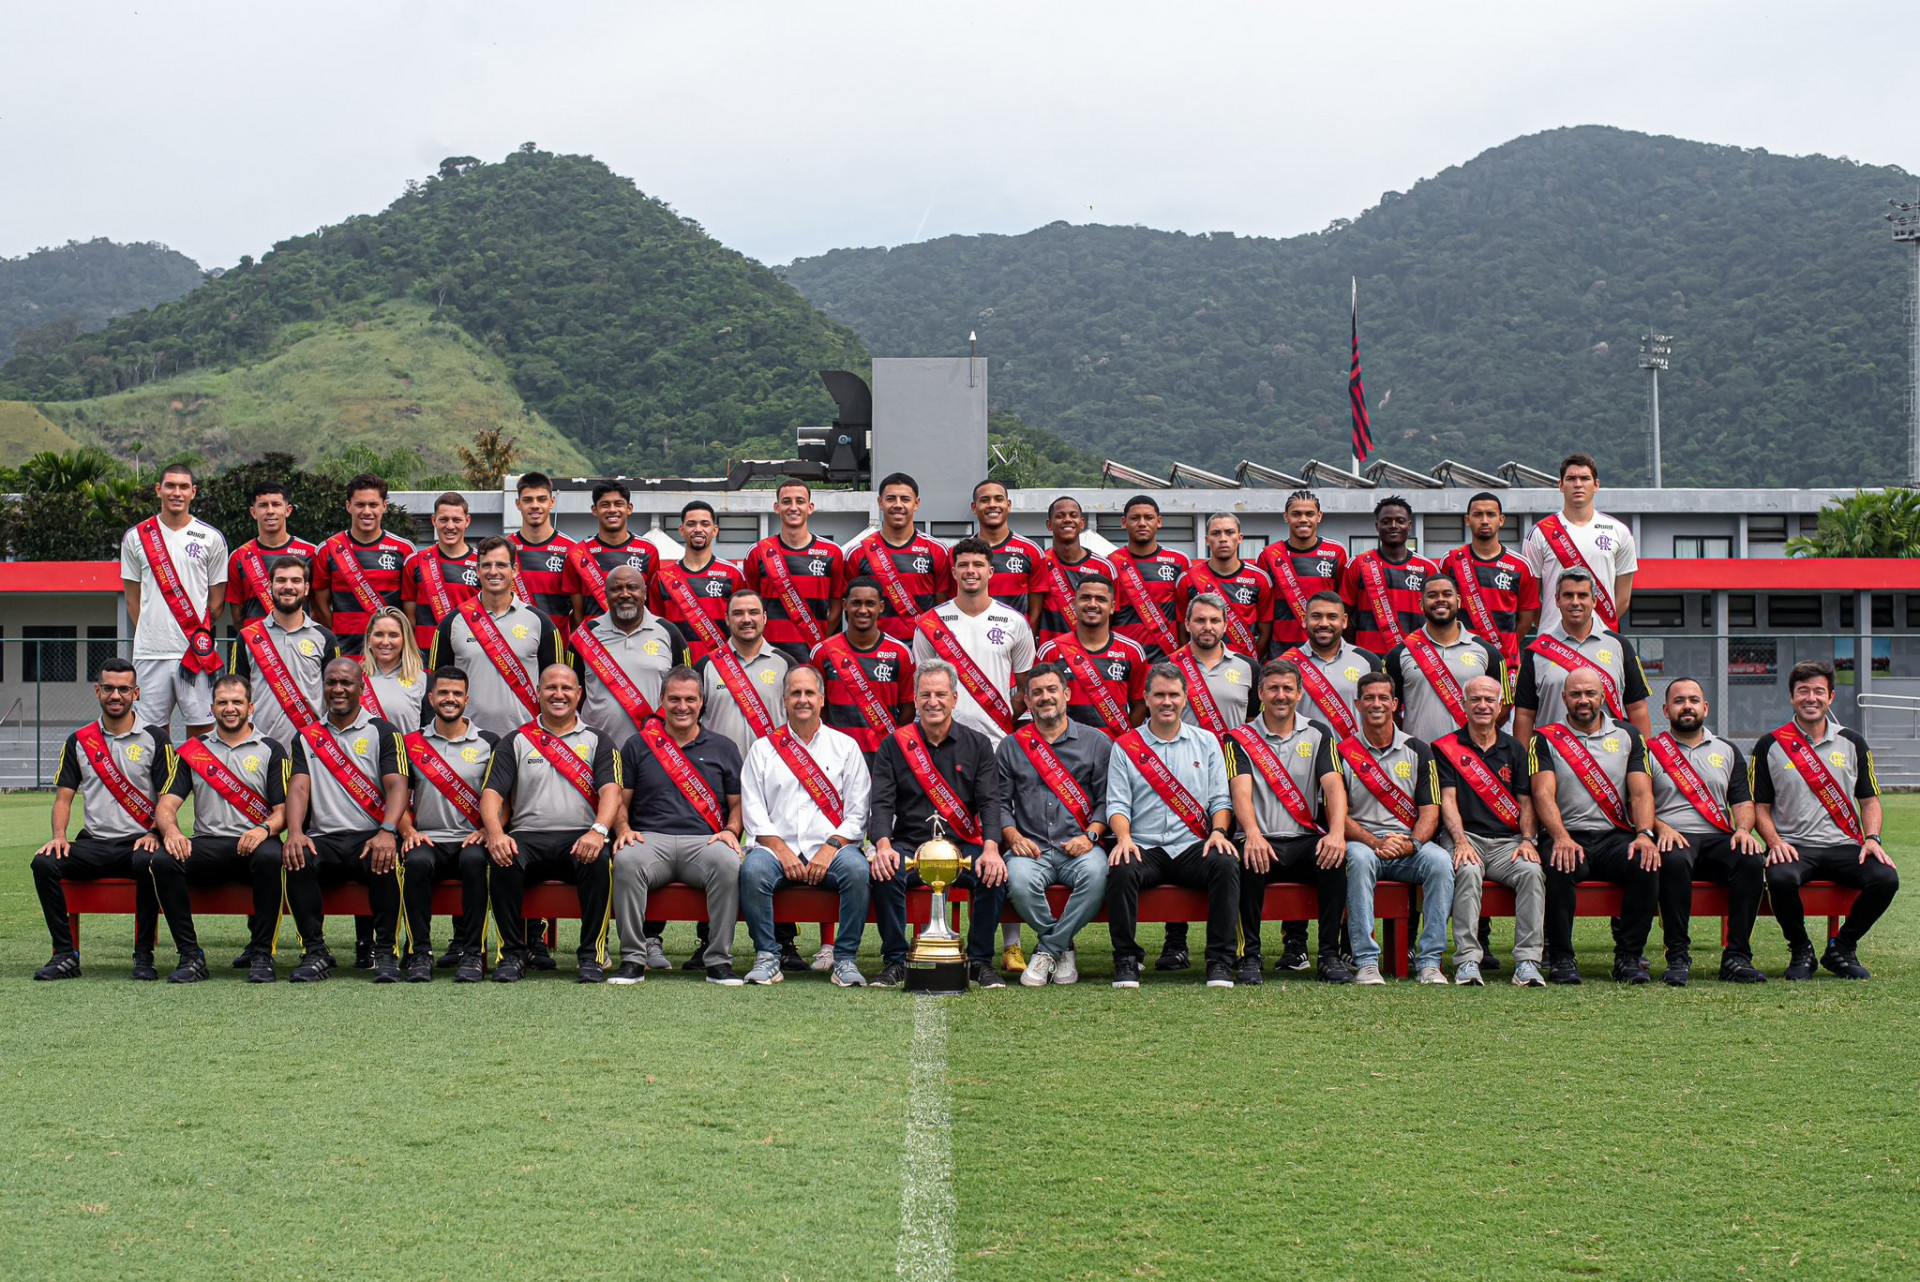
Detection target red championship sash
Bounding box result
[1773,723,1865,844]
[242,621,321,732]
[637,719,726,833]
[711,646,778,738]
[1013,725,1093,829]
[1434,734,1522,832]
[895,724,983,844]
[403,731,483,829]
[459,598,540,718]
[1527,634,1626,721]
[858,534,920,620]
[1283,647,1359,741]
[758,543,828,647]
[1443,549,1504,649]
[239,542,275,616]
[1267,548,1315,632]
[1648,732,1734,834]
[570,543,613,614]
[572,625,658,730]
[655,563,729,654]
[1040,554,1080,621]
[1228,723,1321,833]
[75,722,156,828]
[359,676,387,720]
[327,536,387,614]
[136,517,220,674]
[1356,554,1407,648]
[178,737,273,826]
[1537,723,1628,831]
[819,643,898,737]
[1184,564,1259,655]
[1110,554,1180,656]
[769,727,845,827]
[298,721,389,826]
[521,723,600,806]
[1402,629,1470,729]
[416,550,459,621]
[1115,728,1210,840]
[1171,648,1229,736]
[1336,736,1420,830]
[916,611,1013,733]
[1054,640,1131,736]
[1537,515,1618,627]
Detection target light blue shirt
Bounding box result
[1105,721,1230,851]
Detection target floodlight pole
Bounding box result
[1638,332,1672,488]
[1891,200,1920,487]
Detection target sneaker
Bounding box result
[642,937,670,970]
[1205,960,1235,988]
[1417,965,1449,986]
[1783,942,1818,981]
[1053,949,1079,985]
[1235,956,1264,986]
[1154,946,1191,972]
[437,943,464,970]
[1662,951,1692,988]
[229,946,257,969]
[167,951,209,984]
[1454,961,1484,987]
[405,952,434,983]
[33,952,81,981]
[1355,963,1386,986]
[455,952,485,984]
[1020,952,1056,987]
[830,959,867,987]
[248,953,277,984]
[778,942,809,973]
[1112,958,1142,989]
[372,953,403,983]
[968,960,1006,989]
[1000,943,1027,973]
[872,961,909,988]
[1317,954,1356,984]
[1546,960,1582,986]
[1718,953,1767,984]
[811,944,836,973]
[354,940,374,970]
[493,954,527,984]
[681,949,709,972]
[290,952,331,983]
[745,951,784,985]
[1821,945,1872,980]
[1611,953,1652,985]
[607,960,646,985]
[1277,946,1311,972]
[527,939,557,971]
[578,960,606,984]
[1511,960,1546,988]
[131,950,159,982]
[705,963,745,987]
[1481,952,1503,972]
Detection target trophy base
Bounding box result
[904,957,970,995]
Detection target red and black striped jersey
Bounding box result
[844,531,953,642]
[226,536,318,624]
[1107,546,1189,662]
[510,530,576,636]
[1258,539,1348,653]
[1340,550,1440,656]
[809,633,916,760]
[981,531,1045,613]
[648,556,747,662]
[744,534,847,664]
[563,535,658,616]
[401,547,480,652]
[1440,545,1540,672]
[1175,560,1272,658]
[312,530,414,654]
[1036,633,1149,738]
[1032,550,1115,644]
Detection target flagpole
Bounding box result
[1350,277,1361,475]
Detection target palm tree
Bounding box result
[1786,489,1920,558]
[460,427,521,488]
[16,447,125,492]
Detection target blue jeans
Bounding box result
[1346,840,1454,970]
[1005,848,1108,959]
[739,845,871,962]
[873,842,1007,966]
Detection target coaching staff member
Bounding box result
[396,666,497,984]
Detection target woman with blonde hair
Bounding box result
[359,605,425,733]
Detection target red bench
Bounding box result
[1477,880,1860,946]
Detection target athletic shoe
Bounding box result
[1481,952,1503,972]
[1511,960,1546,988]
[1355,963,1386,986]
[290,952,331,983]
[1417,965,1449,986]
[1154,946,1191,972]
[1112,958,1142,989]
[642,937,671,970]
[745,951,784,985]
[1454,961,1484,987]
[353,940,374,970]
[1611,953,1651,985]
[681,950,708,972]
[811,944,836,972]
[578,960,606,984]
[248,953,277,984]
[527,939,557,971]
[33,952,81,981]
[779,942,809,973]
[1000,942,1027,973]
[405,952,434,983]
[455,952,485,984]
[1020,952,1056,987]
[1821,945,1872,980]
[492,954,527,984]
[131,950,158,982]
[830,959,867,987]
[1546,961,1581,986]
[1053,949,1080,985]
[1205,961,1235,988]
[705,963,744,987]
[167,952,209,984]
[1662,951,1692,988]
[372,953,403,983]
[607,960,646,985]
[872,962,909,988]
[229,946,257,969]
[1277,946,1311,972]
[1783,942,1818,981]
[437,943,463,970]
[1235,957,1264,986]
[968,960,1006,989]
[1316,954,1356,984]
[1718,953,1767,984]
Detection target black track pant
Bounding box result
[401,840,489,957]
[139,836,282,955]
[486,830,613,964]
[1765,843,1901,951]
[31,833,158,954]
[1238,835,1345,961]
[285,830,400,956]
[1544,828,1658,968]
[1657,833,1765,958]
[1106,842,1240,967]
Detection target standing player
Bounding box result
[812,578,915,762]
[1036,573,1147,740]
[508,472,577,636]
[912,537,1034,747]
[574,565,689,748]
[1440,491,1539,674]
[431,537,562,737]
[744,480,845,665]
[226,480,316,633]
[1523,453,1636,636]
[969,479,1046,617]
[1341,495,1438,657]
[1107,494,1189,663]
[650,500,747,664]
[312,473,413,658]
[1259,489,1347,659]
[1033,496,1113,644]
[1176,513,1271,660]
[565,481,658,628]
[401,492,480,653]
[845,472,952,643]
[121,463,228,735]
[1282,592,1382,745]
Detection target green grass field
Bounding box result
[3,792,1916,1279]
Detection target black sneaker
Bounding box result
[1612,953,1652,985]
[167,951,209,984]
[526,939,557,971]
[1235,957,1264,986]
[371,953,402,984]
[405,952,434,983]
[1821,945,1871,980]
[1546,960,1582,986]
[1480,951,1503,973]
[871,961,908,988]
[1662,951,1692,988]
[705,962,744,987]
[1205,960,1235,988]
[1154,947,1191,972]
[681,951,708,972]
[248,953,277,983]
[131,950,159,982]
[607,960,646,985]
[1783,942,1818,981]
[778,942,809,972]
[230,946,258,969]
[1112,958,1142,989]
[1276,946,1310,972]
[1718,953,1767,984]
[353,940,374,970]
[436,943,464,970]
[455,952,485,983]
[34,952,81,981]
[968,960,1006,989]
[1317,954,1356,984]
[290,952,332,983]
[493,954,527,983]
[578,960,606,984]
[1478,920,1502,971]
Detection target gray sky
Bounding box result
[5,0,1916,270]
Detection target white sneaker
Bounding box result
[1020,952,1056,987]
[1417,965,1449,985]
[744,951,783,985]
[830,959,867,987]
[1454,961,1484,987]
[1512,960,1546,987]
[1053,949,1079,985]
[1355,963,1386,985]
[810,944,835,972]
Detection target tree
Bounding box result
[197,452,412,543]
[460,427,521,488]
[1786,490,1920,558]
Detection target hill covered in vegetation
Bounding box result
[0,238,204,364]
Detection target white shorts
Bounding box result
[134,658,214,728]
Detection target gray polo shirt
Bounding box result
[365,667,425,735]
[1528,717,1646,833]
[577,612,689,748]
[694,643,790,758]
[1751,720,1878,848]
[1649,730,1750,836]
[1286,642,1381,738]
[1514,623,1651,729]
[166,729,287,839]
[1338,728,1438,839]
[1105,721,1230,852]
[409,721,499,844]
[1177,648,1259,733]
[290,712,402,836]
[990,719,1111,851]
[432,600,560,736]
[1226,716,1338,841]
[482,721,620,834]
[229,616,336,749]
[1385,626,1507,746]
[56,720,174,841]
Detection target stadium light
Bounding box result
[1889,198,1920,486]
[1638,332,1673,487]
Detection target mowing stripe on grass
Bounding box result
[896,995,956,1282]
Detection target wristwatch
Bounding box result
[378,822,398,836]
[591,822,610,837]
[1637,828,1656,841]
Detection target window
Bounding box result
[1422,516,1465,549]
[1766,595,1824,630]
[1627,593,1685,629]
[1876,594,1895,628]
[715,515,759,549]
[929,522,972,540]
[1729,595,1757,628]
[1094,514,1197,545]
[1748,516,1788,544]
[22,626,78,683]
[1672,536,1732,559]
[85,627,119,682]
[1801,516,1821,536]
[1348,536,1379,556]
[1237,534,1269,557]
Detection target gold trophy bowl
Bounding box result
[903,817,973,993]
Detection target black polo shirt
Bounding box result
[868,721,1002,848]
[619,725,743,836]
[1432,727,1530,839]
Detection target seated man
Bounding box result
[31,658,169,981]
[611,666,747,987]
[1341,671,1453,985]
[1528,668,1660,985]
[480,664,623,983]
[737,667,873,987]
[870,661,1010,989]
[995,662,1110,987]
[146,674,288,983]
[396,665,497,983]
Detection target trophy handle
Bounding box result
[956,854,973,874]
[903,854,918,875]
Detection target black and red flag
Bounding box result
[1349,277,1373,466]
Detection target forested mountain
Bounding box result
[0,239,204,363]
[781,127,1916,487]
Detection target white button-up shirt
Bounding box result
[741,722,871,855]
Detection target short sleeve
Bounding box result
[1624,726,1649,776]
[1842,730,1880,799]
[264,742,289,807]
[207,528,230,585]
[1724,745,1751,807]
[481,732,520,797]
[1526,733,1552,778]
[1433,740,1460,793]
[1620,636,1652,704]
[1310,732,1337,782]
[166,751,195,800]
[593,738,619,791]
[1410,741,1440,809]
[376,723,402,778]
[1749,735,1776,804]
[119,527,143,584]
[56,734,83,790]
[290,738,311,778]
[1519,564,1542,611]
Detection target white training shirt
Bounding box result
[741,723,871,855]
[1523,510,1637,635]
[909,598,1035,746]
[119,516,230,660]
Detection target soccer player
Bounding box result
[1528,668,1660,985]
[226,480,316,632]
[912,536,1034,746]
[1435,674,1546,988]
[281,658,409,983]
[1439,491,1538,674]
[649,500,747,663]
[1036,573,1148,740]
[395,666,496,983]
[1280,591,1381,743]
[1340,495,1438,657]
[846,472,953,643]
[1033,496,1112,644]
[148,674,287,983]
[400,491,479,652]
[574,565,689,748]
[1384,575,1507,746]
[229,556,338,750]
[996,662,1111,986]
[508,471,577,635]
[121,462,228,735]
[868,662,1010,989]
[30,660,169,981]
[430,536,563,736]
[611,667,747,985]
[358,606,427,734]
[1103,664,1238,989]
[1647,677,1765,986]
[1170,593,1259,737]
[1228,659,1353,985]
[1753,660,1901,981]
[312,473,414,657]
[812,578,915,761]
[1108,494,1189,663]
[480,665,623,983]
[737,667,874,987]
[565,480,658,628]
[969,479,1046,616]
[1340,672,1452,985]
[743,479,844,665]
[1259,489,1347,658]
[1176,513,1271,660]
[1523,453,1636,636]
[1512,568,1653,741]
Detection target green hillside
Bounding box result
[0,238,204,364]
[781,127,1917,487]
[0,402,81,464]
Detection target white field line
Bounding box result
[896,996,957,1282]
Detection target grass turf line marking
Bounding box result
[896,996,956,1282]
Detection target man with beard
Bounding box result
[1259,489,1347,658]
[574,564,690,748]
[431,536,564,737]
[396,666,497,983]
[1384,575,1507,746]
